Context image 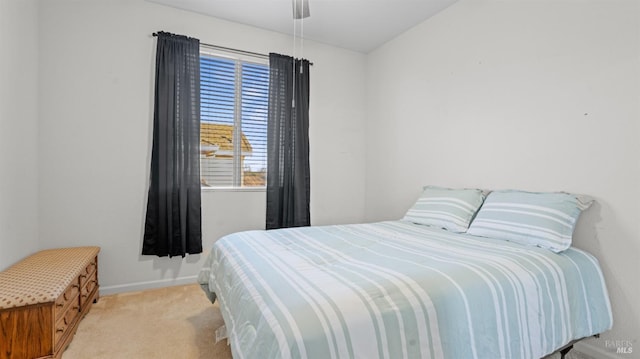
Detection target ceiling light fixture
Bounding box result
[292,0,310,19]
[291,0,309,59]
[291,0,309,109]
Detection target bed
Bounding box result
[197,188,613,359]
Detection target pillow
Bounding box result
[466,190,592,252]
[403,186,486,233]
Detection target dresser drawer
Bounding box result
[79,256,98,288]
[54,302,79,348]
[80,273,98,309]
[54,281,80,321]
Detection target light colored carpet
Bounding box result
[63,283,593,359]
[62,284,232,359]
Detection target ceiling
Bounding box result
[146,0,459,53]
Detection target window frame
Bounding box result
[199,47,269,192]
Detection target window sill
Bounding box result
[201,186,266,193]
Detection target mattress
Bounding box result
[197,220,612,359]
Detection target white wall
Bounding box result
[0,0,39,270]
[365,0,640,356]
[37,0,366,293]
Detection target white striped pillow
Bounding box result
[403,186,486,233]
[466,190,593,252]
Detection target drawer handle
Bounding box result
[62,284,80,300]
[56,328,65,333]
[56,303,64,308]
[79,274,87,279]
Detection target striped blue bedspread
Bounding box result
[197,221,612,359]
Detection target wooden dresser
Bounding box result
[0,247,100,359]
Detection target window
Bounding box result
[200,50,269,188]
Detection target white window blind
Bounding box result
[200,51,269,188]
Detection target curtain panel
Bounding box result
[266,53,311,230]
[143,31,202,257]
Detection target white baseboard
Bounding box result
[99,275,198,296]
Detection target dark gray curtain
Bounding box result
[143,31,202,257]
[266,53,311,230]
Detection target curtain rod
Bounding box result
[152,33,313,65]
